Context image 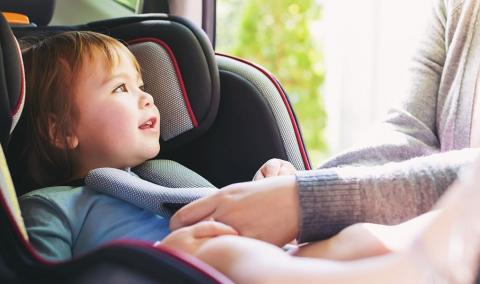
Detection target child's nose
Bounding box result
[140,92,154,108]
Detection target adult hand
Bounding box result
[253,158,297,180]
[156,221,238,255]
[170,175,300,247]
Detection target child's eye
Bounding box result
[113,83,128,94]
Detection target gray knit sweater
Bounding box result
[296,0,480,242]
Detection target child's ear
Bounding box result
[66,135,79,149]
[48,115,79,149]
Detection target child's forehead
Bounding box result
[87,45,140,74]
[72,48,141,97]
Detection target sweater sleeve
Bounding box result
[297,148,479,242]
[319,0,448,169]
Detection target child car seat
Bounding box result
[9,13,311,193]
[2,1,312,283]
[9,14,222,194]
[0,11,231,284]
[89,15,312,187]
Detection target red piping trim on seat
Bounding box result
[128,38,198,128]
[216,53,311,170]
[10,36,25,117]
[0,189,231,283]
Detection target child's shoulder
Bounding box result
[21,185,86,199]
[19,185,98,208]
[19,184,118,225]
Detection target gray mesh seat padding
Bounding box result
[129,41,195,141]
[85,159,217,216]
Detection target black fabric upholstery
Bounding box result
[0,11,22,149]
[0,0,55,26]
[0,47,8,149]
[161,70,289,187]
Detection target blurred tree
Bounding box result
[217,0,327,165]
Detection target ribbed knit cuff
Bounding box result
[296,169,363,243]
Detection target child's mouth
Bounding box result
[139,117,157,130]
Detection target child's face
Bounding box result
[71,48,160,172]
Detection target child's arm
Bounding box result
[20,196,73,261]
[253,158,297,180]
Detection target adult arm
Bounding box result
[297,148,478,242]
[171,148,478,246]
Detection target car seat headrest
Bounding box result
[0,0,55,26]
[12,15,220,151]
[6,15,219,193]
[129,39,200,142]
[88,15,220,151]
[0,11,24,149]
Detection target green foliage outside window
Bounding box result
[217,0,327,165]
[115,0,138,11]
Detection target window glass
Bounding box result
[217,0,433,166]
[51,0,136,25]
[217,0,327,166]
[114,0,139,11]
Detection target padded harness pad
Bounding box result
[85,160,217,216]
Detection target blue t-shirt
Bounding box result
[20,185,170,261]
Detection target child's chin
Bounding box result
[147,144,161,159]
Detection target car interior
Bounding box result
[0,0,311,283]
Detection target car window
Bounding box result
[50,0,137,26]
[217,0,326,166]
[114,0,140,11]
[217,0,432,166]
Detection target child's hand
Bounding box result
[253,158,297,181]
[156,221,238,255]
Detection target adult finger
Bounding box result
[170,195,220,230]
[262,159,282,177]
[253,169,265,180]
[192,221,239,238]
[278,165,296,176]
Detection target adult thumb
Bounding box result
[170,195,219,230]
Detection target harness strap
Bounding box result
[85,160,217,216]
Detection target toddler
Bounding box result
[10,31,237,260]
